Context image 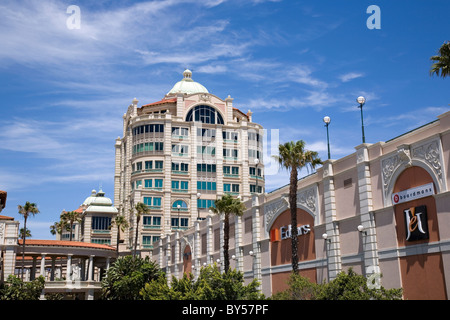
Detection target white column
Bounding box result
[207,215,213,265]
[323,160,342,281]
[234,215,243,272]
[252,196,262,290]
[355,145,380,280]
[174,232,180,278]
[88,255,94,281]
[40,253,46,279]
[165,235,171,284]
[66,254,73,282]
[50,257,56,281]
[194,220,201,279]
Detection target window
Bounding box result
[172,127,189,136]
[197,128,216,139]
[223,184,239,193]
[143,236,152,246]
[223,131,239,141]
[155,179,163,188]
[153,197,161,207]
[223,149,238,158]
[136,162,142,171]
[155,161,163,169]
[133,142,164,154]
[91,217,111,230]
[223,166,230,174]
[172,181,189,191]
[250,184,262,193]
[145,161,152,170]
[197,145,216,156]
[172,144,189,154]
[144,197,162,207]
[171,218,189,228]
[153,216,161,226]
[248,149,260,159]
[133,124,164,135]
[144,179,152,188]
[143,197,152,206]
[250,167,261,176]
[197,181,217,191]
[143,216,161,227]
[172,162,189,172]
[135,180,142,188]
[197,199,216,209]
[232,167,239,175]
[186,105,224,124]
[172,200,188,209]
[248,131,260,142]
[197,163,216,173]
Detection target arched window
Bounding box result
[172,200,188,209]
[185,105,224,124]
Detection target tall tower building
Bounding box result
[114,70,264,255]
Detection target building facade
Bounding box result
[152,110,450,300]
[114,70,265,255]
[58,189,118,248]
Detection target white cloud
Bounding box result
[339,72,364,82]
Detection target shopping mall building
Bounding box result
[152,107,450,300]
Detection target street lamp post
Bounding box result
[323,116,331,159]
[357,96,366,144]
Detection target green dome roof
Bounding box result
[167,69,209,95]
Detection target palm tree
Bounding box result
[133,202,149,258]
[19,228,32,240]
[210,194,246,273]
[430,41,450,78]
[60,210,82,241]
[112,215,129,252]
[273,140,322,273]
[18,201,40,279]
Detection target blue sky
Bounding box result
[0,0,449,239]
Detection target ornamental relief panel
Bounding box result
[264,198,288,231]
[381,137,445,203]
[264,185,318,231]
[412,140,443,183]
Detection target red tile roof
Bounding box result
[0,215,14,220]
[142,98,177,107]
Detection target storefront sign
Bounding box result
[270,224,310,242]
[404,205,429,241]
[392,183,434,205]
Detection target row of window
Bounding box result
[91,217,112,230]
[133,161,261,176]
[170,126,261,143]
[133,143,260,160]
[133,160,164,172]
[133,179,260,193]
[133,142,164,154]
[133,124,164,136]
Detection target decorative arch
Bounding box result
[185,104,225,125]
[264,185,319,233]
[381,138,446,207]
[172,199,188,209]
[384,160,443,207]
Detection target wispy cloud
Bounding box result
[339,72,364,82]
